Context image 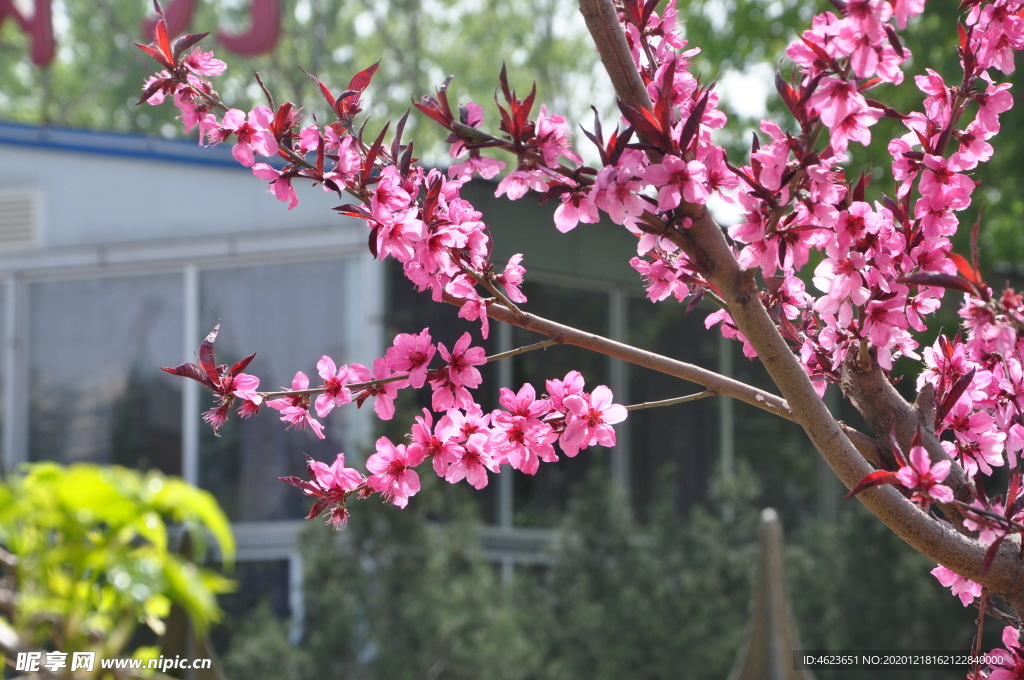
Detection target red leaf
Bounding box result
[348,60,380,93]
[136,76,170,105]
[135,42,173,69]
[172,31,210,61]
[949,251,983,287]
[887,431,908,469]
[413,102,454,128]
[514,82,537,136]
[775,72,798,116]
[391,109,410,161]
[229,352,258,377]
[300,67,336,110]
[935,367,976,427]
[361,122,391,183]
[844,470,899,499]
[160,362,216,390]
[616,100,662,148]
[499,63,512,106]
[198,323,221,383]
[678,88,710,153]
[154,16,173,65]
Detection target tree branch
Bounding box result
[444,292,884,465]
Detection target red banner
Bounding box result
[1,0,280,67]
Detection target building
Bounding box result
[0,120,822,629]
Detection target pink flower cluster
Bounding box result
[163,316,627,522]
[281,370,625,517]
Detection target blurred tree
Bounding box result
[0,0,596,163]
[0,463,234,678]
[3,0,1021,259]
[221,460,983,680]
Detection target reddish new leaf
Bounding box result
[935,367,976,427]
[844,469,899,499]
[229,352,258,377]
[348,60,381,93]
[949,251,984,288]
[678,88,710,153]
[361,122,391,183]
[414,101,454,128]
[197,323,222,383]
[160,362,216,390]
[172,32,210,61]
[616,100,663,149]
[135,42,174,69]
[154,14,173,66]
[301,67,337,110]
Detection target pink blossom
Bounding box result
[892,0,925,29]
[373,209,426,263]
[366,436,425,509]
[408,409,463,477]
[560,386,628,457]
[630,255,686,303]
[446,405,492,442]
[546,371,587,413]
[915,69,952,126]
[976,79,1014,132]
[534,106,583,166]
[592,150,651,225]
[252,163,299,209]
[458,295,491,339]
[438,332,486,388]
[554,190,600,233]
[491,384,558,474]
[231,373,263,405]
[183,48,227,76]
[445,431,498,489]
[449,154,506,181]
[894,444,954,509]
[930,565,982,606]
[279,453,365,529]
[496,253,528,303]
[808,77,868,128]
[351,359,402,420]
[314,355,354,418]
[828,108,882,153]
[266,371,325,439]
[985,626,1024,680]
[918,154,974,211]
[384,328,436,389]
[495,169,548,200]
[216,106,278,167]
[643,155,709,209]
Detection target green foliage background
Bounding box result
[220,463,983,680]
[0,463,234,674]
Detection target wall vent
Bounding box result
[0,189,39,250]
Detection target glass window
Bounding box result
[27,274,184,473]
[198,259,360,522]
[510,281,613,527]
[626,296,721,519]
